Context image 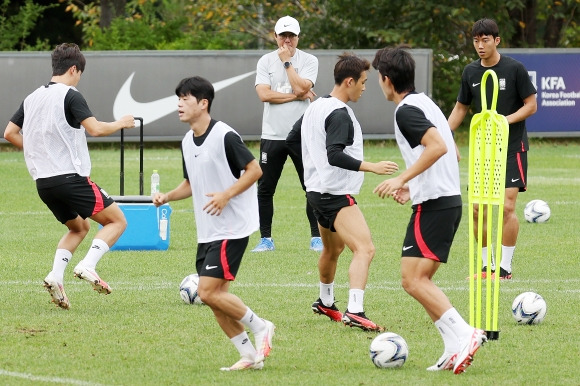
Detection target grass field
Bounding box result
[1,139,579,385]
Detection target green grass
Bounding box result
[0,140,579,385]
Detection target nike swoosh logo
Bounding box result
[403,245,413,251]
[472,82,481,87]
[205,265,218,270]
[113,70,256,124]
[511,178,520,182]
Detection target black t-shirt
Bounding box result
[11,83,93,129]
[395,94,435,148]
[457,55,537,153]
[182,119,255,180]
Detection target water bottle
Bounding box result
[151,170,160,196]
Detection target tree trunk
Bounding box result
[101,0,126,29]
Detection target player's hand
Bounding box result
[392,184,410,205]
[297,89,317,102]
[278,45,292,62]
[152,192,167,207]
[203,192,229,216]
[119,115,136,129]
[373,161,399,175]
[373,176,405,199]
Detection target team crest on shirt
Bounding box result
[499,78,506,90]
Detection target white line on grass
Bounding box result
[0,369,106,386]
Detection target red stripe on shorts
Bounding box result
[414,205,439,261]
[88,177,104,215]
[346,194,355,206]
[516,152,525,185]
[220,240,235,280]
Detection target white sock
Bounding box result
[320,282,334,307]
[500,245,515,273]
[347,289,364,313]
[481,246,495,270]
[51,249,72,282]
[230,331,256,360]
[80,239,109,269]
[239,307,266,335]
[440,307,473,342]
[434,319,460,353]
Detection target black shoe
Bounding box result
[312,298,343,322]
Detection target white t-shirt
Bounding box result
[181,121,259,243]
[255,48,318,140]
[301,97,364,195]
[394,93,460,205]
[22,83,91,180]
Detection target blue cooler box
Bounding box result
[108,197,172,251]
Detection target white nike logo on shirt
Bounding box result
[403,246,413,251]
[205,265,218,270]
[113,71,256,124]
[511,178,520,182]
[472,82,481,87]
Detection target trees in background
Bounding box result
[1,0,578,116]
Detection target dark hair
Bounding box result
[472,18,499,38]
[52,43,86,76]
[333,53,370,85]
[175,76,215,113]
[372,45,415,94]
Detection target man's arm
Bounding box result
[374,127,447,199]
[153,179,192,207]
[447,101,469,161]
[202,159,262,216]
[447,101,469,131]
[3,121,23,149]
[255,84,300,104]
[505,93,537,125]
[81,115,135,137]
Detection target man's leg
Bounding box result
[499,187,519,276]
[198,277,272,371]
[73,203,127,294]
[332,205,384,331]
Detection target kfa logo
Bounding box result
[541,77,566,90]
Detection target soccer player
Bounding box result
[253,15,322,252]
[448,18,537,279]
[372,45,486,374]
[152,76,274,371]
[3,43,135,309]
[301,53,399,332]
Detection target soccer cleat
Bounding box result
[219,357,264,371]
[254,319,275,363]
[342,310,385,332]
[427,352,457,371]
[453,328,487,374]
[43,273,70,310]
[251,238,275,252]
[310,237,323,252]
[466,266,494,281]
[492,267,512,280]
[73,264,112,294]
[312,298,343,322]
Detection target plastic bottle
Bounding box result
[151,170,160,196]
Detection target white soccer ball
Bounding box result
[179,274,203,305]
[512,292,547,325]
[369,332,409,368]
[524,199,551,223]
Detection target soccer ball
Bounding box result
[524,199,551,223]
[179,274,203,305]
[369,332,408,368]
[512,292,547,325]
